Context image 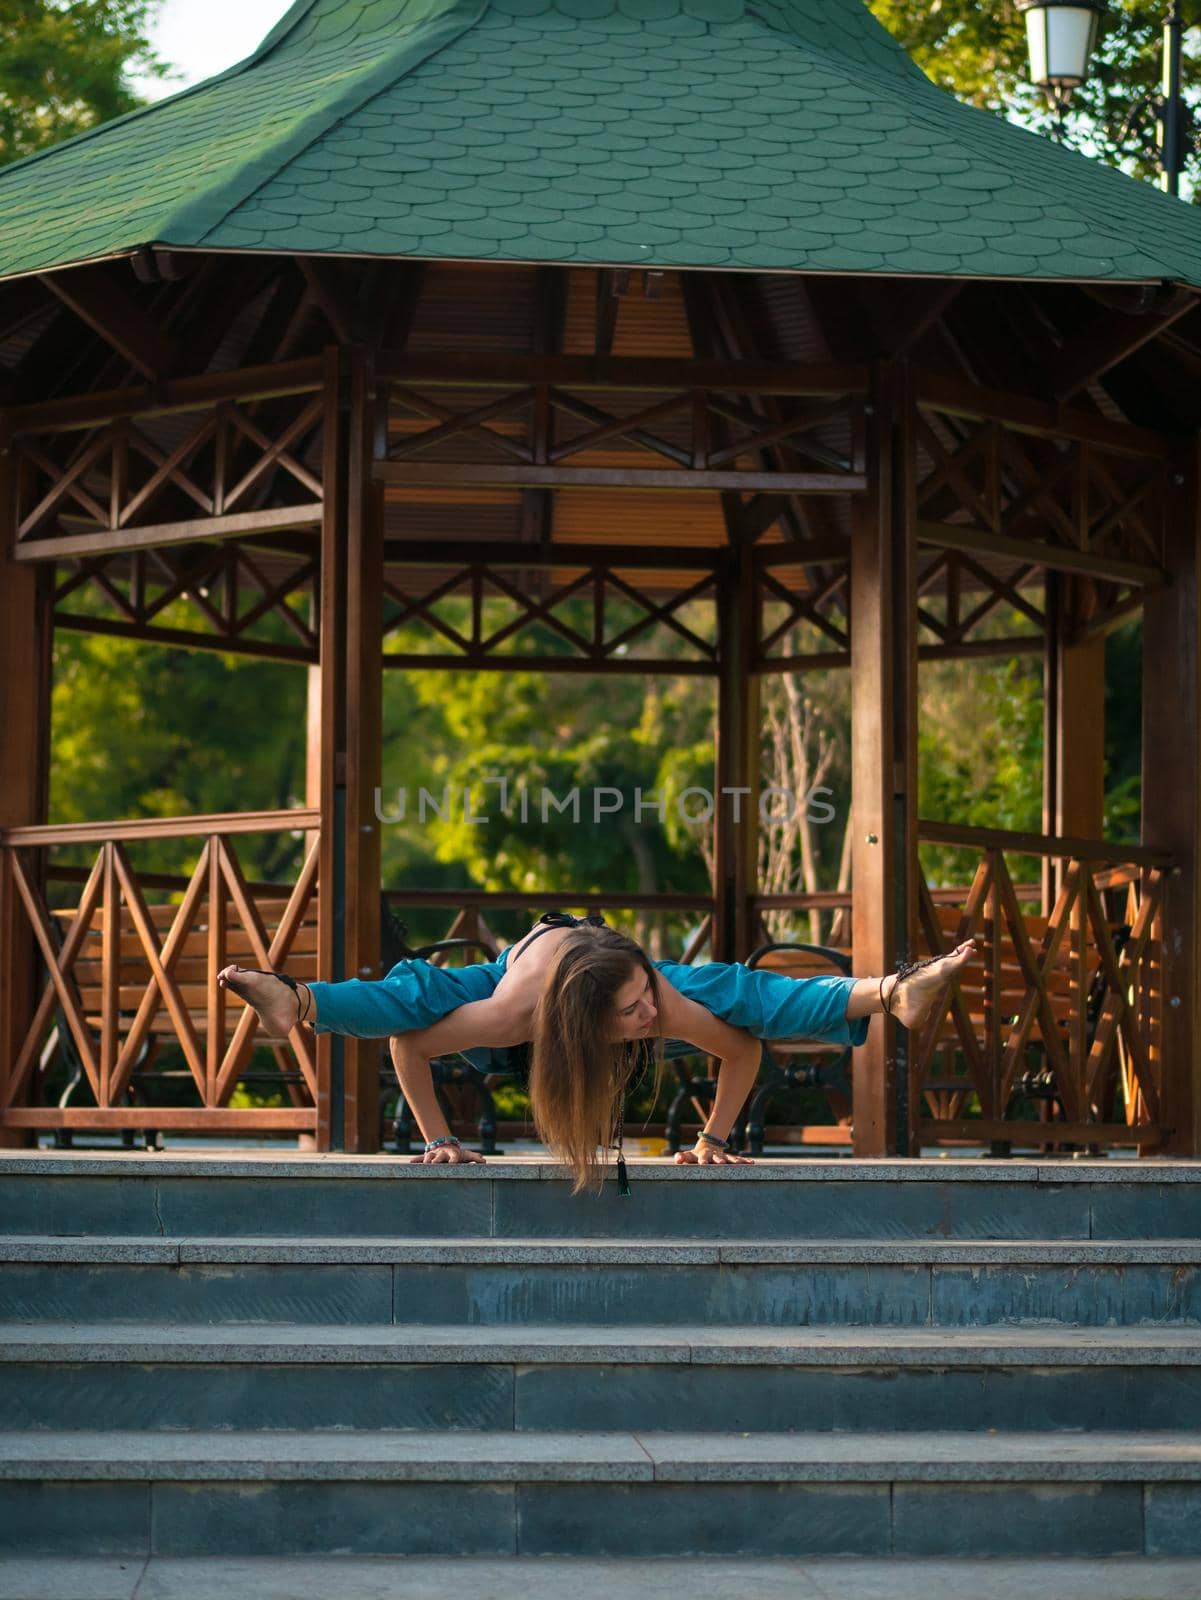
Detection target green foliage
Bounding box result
[918,654,1045,884]
[868,0,1200,187]
[1104,619,1143,842]
[50,607,307,885]
[376,606,717,948]
[0,0,170,166]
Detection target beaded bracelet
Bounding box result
[696,1130,729,1150]
[424,1135,462,1152]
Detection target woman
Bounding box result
[218,914,977,1189]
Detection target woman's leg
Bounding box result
[654,961,867,1045]
[654,941,977,1043]
[217,956,507,1040]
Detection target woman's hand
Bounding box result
[673,1139,754,1166]
[409,1143,487,1165]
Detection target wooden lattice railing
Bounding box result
[914,822,1172,1151]
[0,810,320,1135]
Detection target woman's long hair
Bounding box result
[529,924,664,1194]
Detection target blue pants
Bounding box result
[309,947,866,1047]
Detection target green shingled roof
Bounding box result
[3,0,1201,283]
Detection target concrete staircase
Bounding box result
[2,1152,1201,1561]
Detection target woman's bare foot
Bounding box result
[883,940,979,1030]
[217,966,309,1036]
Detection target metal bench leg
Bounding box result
[476,1083,500,1155]
[393,1095,417,1155]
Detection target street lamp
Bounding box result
[1019,0,1193,195]
[1017,0,1106,116]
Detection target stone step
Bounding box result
[5,1322,1201,1433]
[7,1426,1201,1481]
[4,1154,1201,1241]
[5,1235,1201,1326]
[2,1430,1199,1558]
[5,1557,1201,1600]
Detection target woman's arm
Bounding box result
[390,981,539,1164]
[654,982,760,1165]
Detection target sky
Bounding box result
[130,0,295,100]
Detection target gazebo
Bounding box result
[0,0,1197,1156]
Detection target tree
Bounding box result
[50,605,308,886]
[869,0,1201,188]
[0,0,168,166]
[378,621,719,956]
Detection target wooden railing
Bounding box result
[2,821,1176,1153]
[914,822,1173,1151]
[0,810,320,1135]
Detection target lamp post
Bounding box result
[1160,1,1188,193]
[1017,0,1106,121]
[1018,0,1192,194]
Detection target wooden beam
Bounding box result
[1141,449,1201,1155]
[0,277,56,343]
[2,808,321,849]
[713,523,759,962]
[376,351,869,396]
[916,370,1169,458]
[315,344,383,1153]
[53,611,317,665]
[855,278,965,360]
[0,1107,315,1130]
[799,276,876,363]
[343,347,383,1154]
[317,347,343,1155]
[918,1119,1159,1147]
[916,520,1165,588]
[171,258,280,378]
[377,262,426,350]
[297,259,354,345]
[917,819,1172,869]
[376,462,862,492]
[381,651,717,675]
[754,537,851,568]
[1053,290,1198,402]
[0,431,52,1144]
[12,290,97,402]
[1041,569,1106,909]
[1054,581,1106,840]
[851,361,918,1157]
[13,503,323,563]
[383,539,718,570]
[38,267,177,380]
[594,268,623,358]
[8,357,324,436]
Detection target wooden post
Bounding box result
[1043,574,1105,907]
[316,345,384,1153]
[344,348,383,1152]
[317,348,343,1153]
[850,362,918,1157]
[1142,450,1200,1155]
[713,531,760,962]
[0,422,53,1145]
